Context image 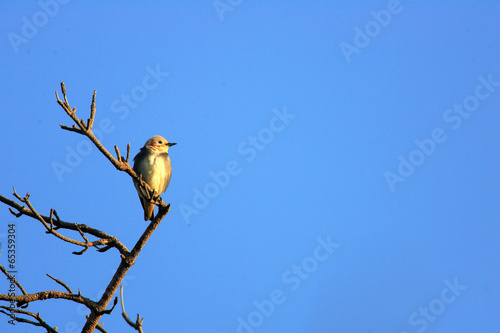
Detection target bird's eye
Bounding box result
[158,141,163,144]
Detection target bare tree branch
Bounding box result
[115,145,123,162]
[56,82,168,211]
[46,274,73,293]
[95,322,108,333]
[56,82,172,332]
[120,285,144,333]
[0,82,172,332]
[0,288,97,310]
[10,187,114,256]
[126,143,131,163]
[0,306,58,333]
[88,89,96,129]
[0,193,129,257]
[0,264,28,296]
[82,204,169,332]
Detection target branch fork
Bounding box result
[0,82,172,332]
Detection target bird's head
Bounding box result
[144,135,176,153]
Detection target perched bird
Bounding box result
[133,135,176,221]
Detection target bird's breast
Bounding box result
[137,153,172,194]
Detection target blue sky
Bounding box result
[0,1,499,332]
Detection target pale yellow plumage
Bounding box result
[133,135,176,221]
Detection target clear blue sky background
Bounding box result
[0,1,499,332]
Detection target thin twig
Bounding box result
[9,207,22,217]
[95,322,108,333]
[0,306,58,333]
[88,90,96,129]
[115,145,122,162]
[60,124,85,134]
[46,274,73,293]
[100,297,119,315]
[0,264,28,296]
[49,208,55,231]
[120,285,144,333]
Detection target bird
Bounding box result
[133,135,176,221]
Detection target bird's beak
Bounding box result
[166,142,177,147]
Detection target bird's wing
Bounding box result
[132,148,155,221]
[159,153,172,194]
[133,148,148,170]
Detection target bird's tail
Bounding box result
[142,198,155,221]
